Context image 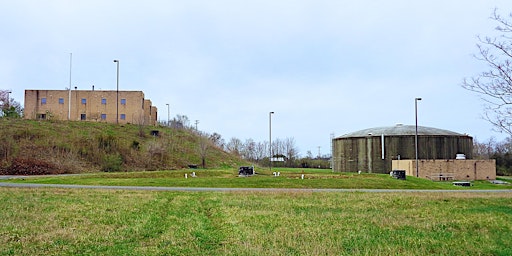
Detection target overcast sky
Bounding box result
[2,0,512,156]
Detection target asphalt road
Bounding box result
[0,182,511,193]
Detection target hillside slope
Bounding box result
[0,119,245,174]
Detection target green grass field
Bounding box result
[0,188,511,255]
[4,168,512,190]
[1,168,511,255]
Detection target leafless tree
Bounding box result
[198,133,210,168]
[473,138,494,159]
[254,141,268,163]
[284,137,299,166]
[226,137,243,156]
[462,10,512,135]
[170,114,190,130]
[241,138,256,161]
[209,132,224,149]
[272,138,285,157]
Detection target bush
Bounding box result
[0,158,63,175]
[101,154,123,172]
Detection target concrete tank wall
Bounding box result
[333,134,473,173]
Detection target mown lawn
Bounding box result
[0,187,511,255]
[4,168,511,190]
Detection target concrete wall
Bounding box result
[24,90,157,125]
[333,135,473,174]
[392,159,496,181]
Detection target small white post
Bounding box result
[185,173,188,179]
[301,174,304,179]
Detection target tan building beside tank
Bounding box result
[24,89,158,125]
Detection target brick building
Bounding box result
[24,89,158,125]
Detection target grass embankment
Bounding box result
[5,168,512,190]
[0,187,511,255]
[0,119,244,173]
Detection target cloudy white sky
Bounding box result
[1,0,512,156]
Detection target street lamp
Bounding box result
[415,97,422,177]
[269,111,274,172]
[7,90,11,108]
[113,59,120,124]
[166,103,170,127]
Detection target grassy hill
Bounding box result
[0,119,246,174]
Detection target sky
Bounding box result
[1,0,512,157]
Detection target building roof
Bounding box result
[336,124,469,138]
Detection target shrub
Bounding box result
[0,158,63,175]
[101,154,123,172]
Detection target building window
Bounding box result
[121,99,126,105]
[101,114,107,120]
[41,98,47,104]
[101,98,107,105]
[120,114,126,120]
[81,98,87,104]
[59,98,64,104]
[80,114,86,120]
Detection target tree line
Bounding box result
[474,137,512,176]
[159,115,331,168]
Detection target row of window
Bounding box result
[80,114,126,120]
[41,97,127,105]
[37,113,127,121]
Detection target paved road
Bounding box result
[1,182,511,193]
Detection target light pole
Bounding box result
[7,91,11,108]
[113,59,120,124]
[166,103,170,127]
[415,97,422,177]
[269,111,274,172]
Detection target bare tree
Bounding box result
[271,138,283,157]
[254,141,268,163]
[209,132,225,149]
[462,10,512,135]
[198,133,210,168]
[226,137,243,156]
[284,137,299,166]
[170,114,190,130]
[241,138,256,161]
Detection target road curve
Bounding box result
[1,182,512,193]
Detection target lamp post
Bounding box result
[415,97,422,177]
[166,103,170,127]
[269,111,274,172]
[7,91,11,108]
[113,59,120,124]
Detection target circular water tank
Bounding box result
[333,124,473,173]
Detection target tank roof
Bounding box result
[337,124,469,138]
